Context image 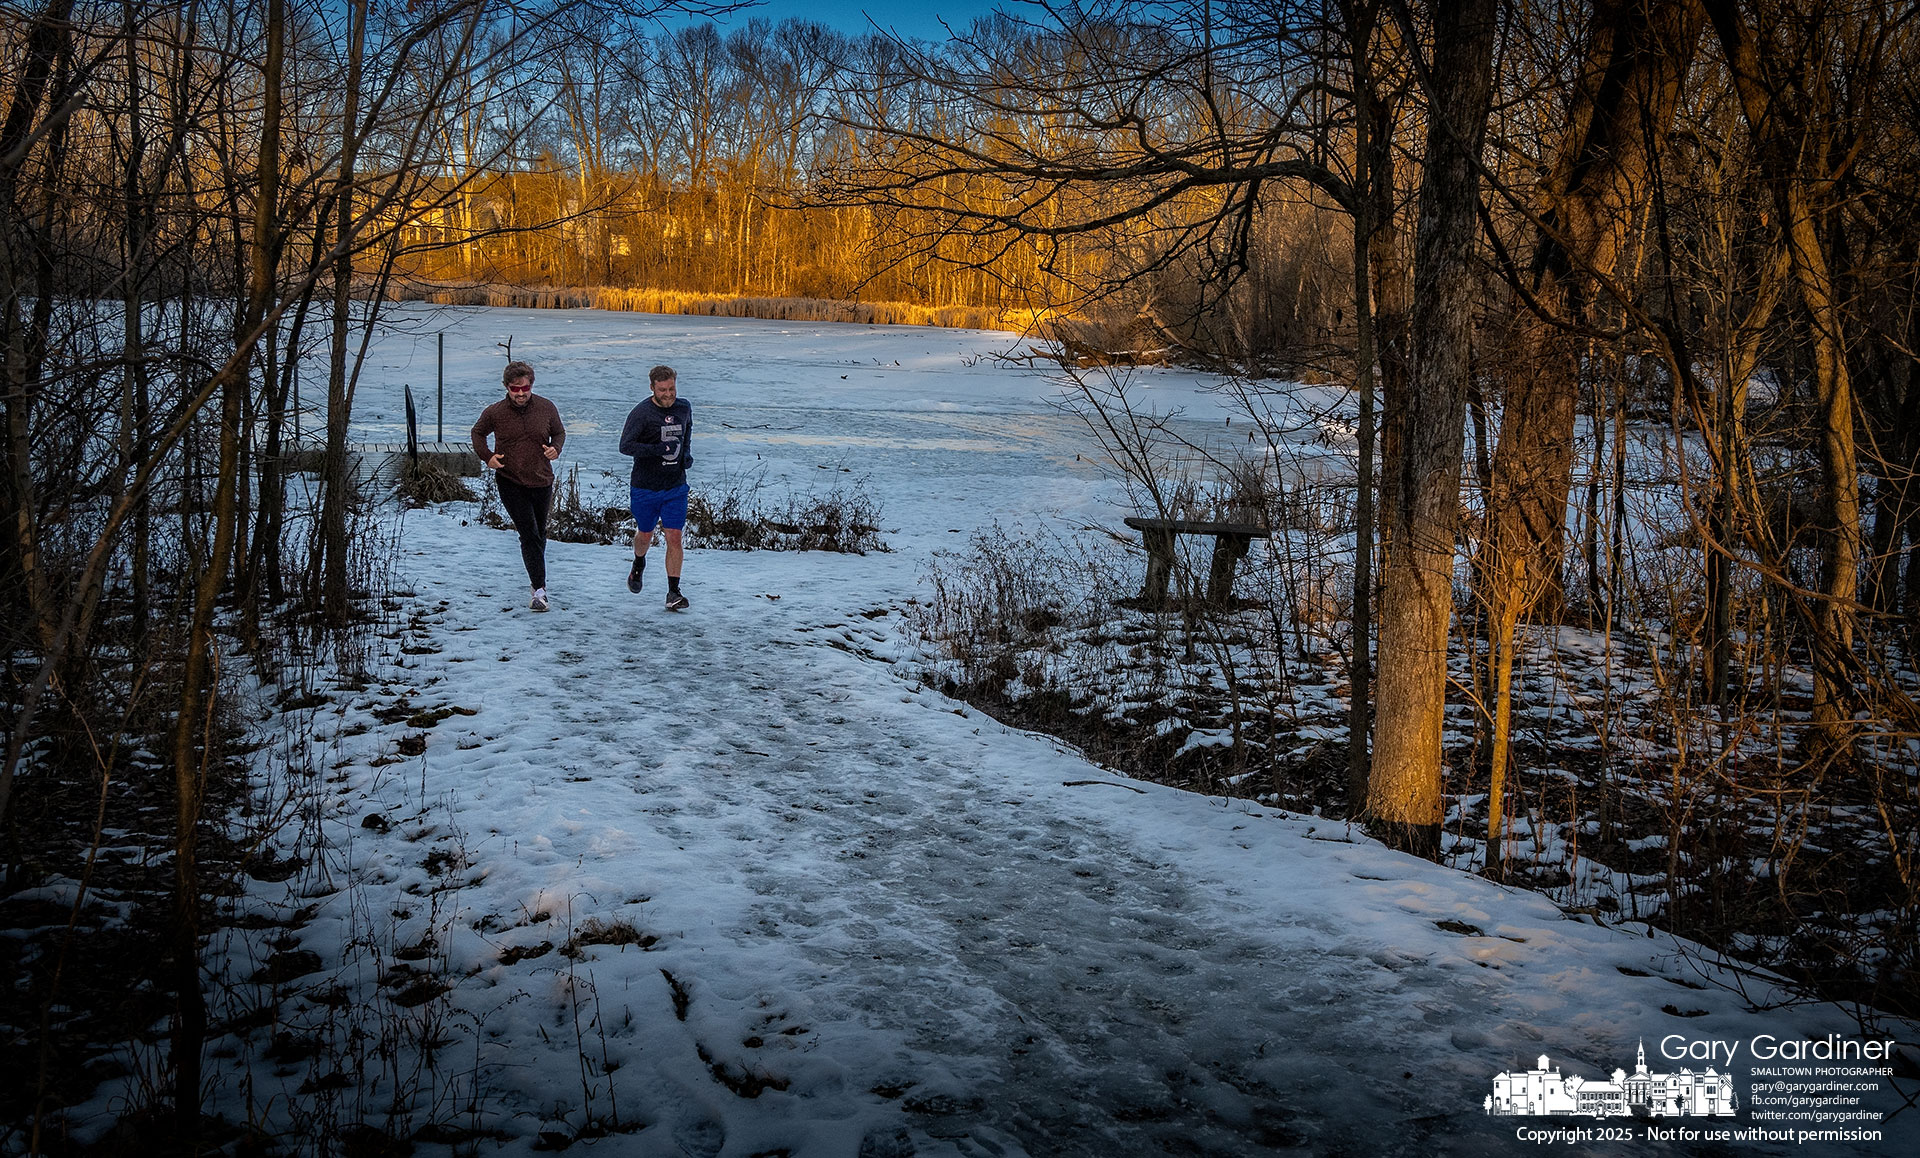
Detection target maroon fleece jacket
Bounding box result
[471,394,566,488]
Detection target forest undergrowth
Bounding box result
[5,465,903,1153]
[0,493,415,1153]
[900,517,1920,1028]
[2,497,670,1153]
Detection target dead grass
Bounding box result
[397,283,1012,330]
[561,918,658,959]
[545,466,630,545]
[398,459,477,506]
[686,466,886,555]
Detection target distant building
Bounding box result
[1488,1042,1735,1118]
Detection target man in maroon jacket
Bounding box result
[471,360,566,611]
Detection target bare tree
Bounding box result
[1476,0,1706,855]
[1704,0,1885,751]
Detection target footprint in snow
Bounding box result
[672,1115,724,1158]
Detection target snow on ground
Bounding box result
[76,310,1917,1155]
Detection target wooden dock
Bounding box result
[352,442,483,488]
[279,442,483,491]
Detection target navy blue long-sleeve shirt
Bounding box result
[619,397,692,491]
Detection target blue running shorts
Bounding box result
[630,482,690,532]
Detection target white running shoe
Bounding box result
[530,589,550,612]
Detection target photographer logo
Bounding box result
[1487,1041,1737,1118]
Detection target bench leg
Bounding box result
[1207,534,1252,606]
[1141,528,1174,604]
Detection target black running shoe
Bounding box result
[665,590,690,611]
[627,557,643,594]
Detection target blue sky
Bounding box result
[705,0,1016,42]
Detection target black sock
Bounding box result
[668,576,681,593]
[632,554,646,572]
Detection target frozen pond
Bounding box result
[319,305,1340,547]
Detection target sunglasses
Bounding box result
[507,384,532,394]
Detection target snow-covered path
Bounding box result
[212,502,1901,1158]
[376,514,1484,1156]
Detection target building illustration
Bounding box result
[1486,1041,1736,1118]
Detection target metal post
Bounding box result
[405,384,419,466]
[436,331,444,443]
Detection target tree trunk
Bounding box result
[320,0,364,625]
[168,359,247,1152]
[0,0,77,660]
[1368,0,1498,858]
[238,0,284,633]
[1790,202,1864,743]
[169,4,279,1137]
[248,326,287,614]
[1343,0,1390,814]
[1370,98,1411,603]
[120,0,152,656]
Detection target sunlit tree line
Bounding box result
[377,9,1090,308]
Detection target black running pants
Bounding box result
[496,476,552,589]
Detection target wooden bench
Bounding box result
[1124,516,1271,606]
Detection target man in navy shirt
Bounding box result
[619,364,693,610]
